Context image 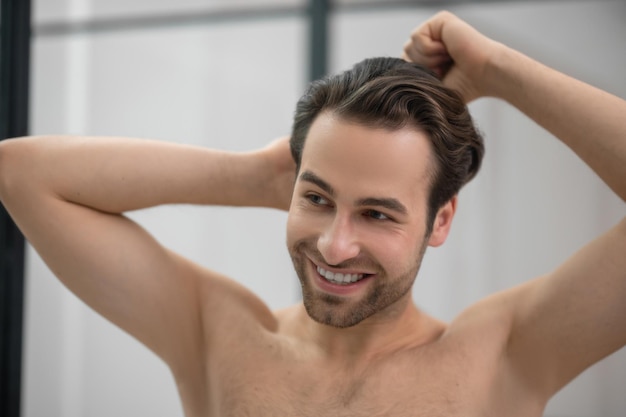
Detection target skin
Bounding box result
[0,11,625,417]
[286,112,446,330]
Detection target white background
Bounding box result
[23,1,625,416]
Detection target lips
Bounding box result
[316,266,366,285]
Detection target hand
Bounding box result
[402,11,501,102]
[258,136,296,211]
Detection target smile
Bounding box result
[316,266,366,285]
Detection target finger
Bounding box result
[403,41,448,65]
[413,22,448,51]
[422,52,452,69]
[403,34,447,62]
[432,59,453,79]
[403,41,450,67]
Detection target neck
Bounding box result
[296,294,445,367]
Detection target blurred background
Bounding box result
[2,0,625,416]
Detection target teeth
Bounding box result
[317,266,365,285]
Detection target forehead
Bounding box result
[299,113,434,199]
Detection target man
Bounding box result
[1,10,624,417]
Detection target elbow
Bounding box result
[0,139,14,199]
[0,137,31,202]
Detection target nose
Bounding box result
[317,214,360,266]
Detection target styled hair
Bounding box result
[290,57,484,232]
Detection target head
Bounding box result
[290,57,483,234]
[287,57,484,328]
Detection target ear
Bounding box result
[427,196,457,247]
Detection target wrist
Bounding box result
[251,139,295,211]
[482,42,530,101]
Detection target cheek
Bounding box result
[286,208,317,248]
[365,229,425,271]
[285,212,298,249]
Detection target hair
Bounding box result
[290,57,484,234]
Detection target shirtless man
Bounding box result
[1,11,625,417]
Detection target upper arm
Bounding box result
[1,139,208,367]
[506,217,626,397]
[15,191,207,366]
[0,137,277,374]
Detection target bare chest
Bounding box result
[206,344,520,417]
[216,373,470,417]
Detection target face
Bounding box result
[286,112,447,328]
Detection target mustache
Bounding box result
[291,238,381,271]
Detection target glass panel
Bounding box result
[330,3,626,417]
[35,0,307,22]
[25,2,306,415]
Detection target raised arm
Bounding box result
[404,11,626,398]
[0,135,294,367]
[403,11,626,201]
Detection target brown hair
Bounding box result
[290,57,484,233]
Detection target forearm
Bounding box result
[486,45,626,202]
[0,135,280,214]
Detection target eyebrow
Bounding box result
[356,197,408,216]
[298,170,408,216]
[299,171,336,197]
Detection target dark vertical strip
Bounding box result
[0,0,31,415]
[308,0,330,82]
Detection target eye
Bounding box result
[306,193,330,207]
[364,209,391,221]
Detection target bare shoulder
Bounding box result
[187,260,279,344]
[446,285,520,343]
[435,283,549,411]
[167,257,281,414]
[438,286,520,382]
[445,220,626,402]
[505,219,626,396]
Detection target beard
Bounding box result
[289,238,428,328]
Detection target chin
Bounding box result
[300,282,391,328]
[303,304,373,328]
